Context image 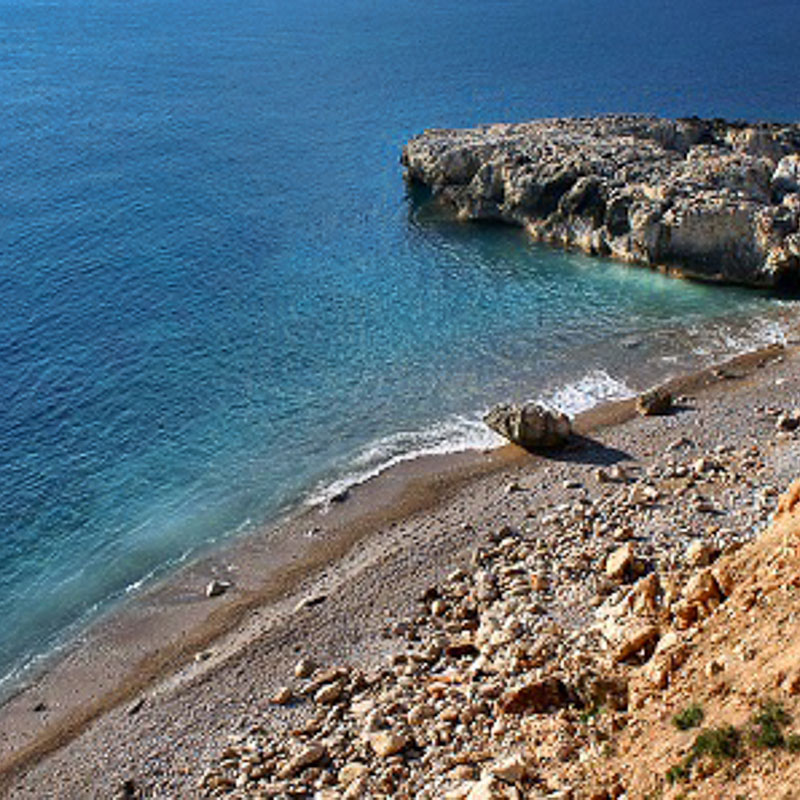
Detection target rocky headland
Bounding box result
[402,116,800,287]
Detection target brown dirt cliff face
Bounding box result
[589,478,800,799]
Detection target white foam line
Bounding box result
[304,415,504,507]
[539,369,636,416]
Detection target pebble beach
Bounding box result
[1,336,799,799]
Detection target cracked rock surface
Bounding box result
[402,116,800,287]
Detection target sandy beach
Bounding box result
[1,334,799,799]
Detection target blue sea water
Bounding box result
[1,0,799,690]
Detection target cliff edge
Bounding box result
[402,116,800,288]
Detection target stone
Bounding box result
[773,154,800,197]
[686,539,715,567]
[705,658,725,677]
[673,599,698,629]
[711,563,735,596]
[777,412,800,432]
[295,593,327,611]
[338,762,369,787]
[446,639,480,659]
[636,388,672,417]
[314,681,344,704]
[490,752,529,783]
[629,573,660,614]
[277,742,327,778]
[466,774,519,800]
[343,775,369,799]
[605,543,634,581]
[653,630,680,656]
[407,703,435,726]
[475,570,500,602]
[294,656,316,678]
[445,785,474,800]
[309,666,350,691]
[497,677,571,714]
[270,686,293,705]
[609,465,628,482]
[683,568,721,605]
[205,579,230,598]
[483,402,571,450]
[368,731,408,758]
[430,598,447,616]
[530,573,548,592]
[613,624,660,663]
[595,468,612,483]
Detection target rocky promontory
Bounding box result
[402,116,800,288]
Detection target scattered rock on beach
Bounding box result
[368,730,408,758]
[605,542,635,581]
[483,402,571,449]
[277,742,327,778]
[205,579,230,598]
[776,410,800,431]
[295,593,327,611]
[270,686,293,705]
[294,656,316,678]
[636,388,672,416]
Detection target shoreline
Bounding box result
[0,332,797,794]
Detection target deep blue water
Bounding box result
[2,0,799,689]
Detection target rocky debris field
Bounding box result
[402,116,800,287]
[196,383,800,798]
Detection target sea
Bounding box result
[2,0,799,694]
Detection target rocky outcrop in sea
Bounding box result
[401,116,800,288]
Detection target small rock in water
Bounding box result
[205,579,230,598]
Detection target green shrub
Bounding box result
[750,700,791,749]
[692,725,741,761]
[787,733,800,753]
[665,762,688,785]
[673,703,705,731]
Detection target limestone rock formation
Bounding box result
[402,116,800,287]
[483,402,571,449]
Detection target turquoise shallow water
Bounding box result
[1,0,799,690]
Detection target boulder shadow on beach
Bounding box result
[539,434,632,466]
